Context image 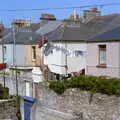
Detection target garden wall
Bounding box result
[31,86,120,120]
[0,99,17,119]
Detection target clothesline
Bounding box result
[44,42,85,57]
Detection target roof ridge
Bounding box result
[95,13,120,19]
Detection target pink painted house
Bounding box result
[86,26,120,78]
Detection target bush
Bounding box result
[0,83,9,99]
[49,75,120,96]
[49,81,67,94]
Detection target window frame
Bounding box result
[97,44,107,68]
[32,46,36,61]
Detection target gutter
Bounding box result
[119,42,120,77]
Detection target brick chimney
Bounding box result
[83,8,101,21]
[0,24,4,38]
[69,14,79,21]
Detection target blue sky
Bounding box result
[1,0,120,27]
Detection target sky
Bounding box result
[1,0,120,27]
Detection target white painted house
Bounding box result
[44,41,86,75]
[39,24,87,79]
[39,13,120,79]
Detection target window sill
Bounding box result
[96,64,107,68]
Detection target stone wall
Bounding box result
[0,99,17,119]
[32,85,120,120]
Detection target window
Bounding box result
[98,45,107,67]
[3,46,6,54]
[32,46,36,60]
[3,46,7,61]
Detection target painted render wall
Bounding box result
[24,45,41,67]
[86,42,120,78]
[0,44,41,68]
[4,44,25,66]
[24,45,33,66]
[44,42,86,75]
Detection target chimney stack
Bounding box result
[12,19,30,27]
[69,10,79,21]
[0,24,4,38]
[40,13,56,20]
[83,7,101,21]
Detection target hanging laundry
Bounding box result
[37,36,48,48]
[74,50,84,57]
[44,42,54,56]
[44,42,85,57]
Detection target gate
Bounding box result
[24,96,36,120]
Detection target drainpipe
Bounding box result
[1,24,6,88]
[119,42,120,78]
[12,21,19,112]
[61,22,68,76]
[2,43,6,87]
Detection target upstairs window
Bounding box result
[3,46,6,55]
[32,46,36,60]
[3,46,7,61]
[99,45,106,65]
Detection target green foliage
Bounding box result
[49,75,120,96]
[49,81,67,94]
[0,84,9,99]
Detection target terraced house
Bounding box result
[42,11,120,79]
[86,17,120,78]
[1,8,120,80]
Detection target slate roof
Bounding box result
[36,21,62,35]
[0,23,41,44]
[1,31,41,44]
[2,14,120,44]
[1,21,62,44]
[88,26,120,41]
[43,14,120,42]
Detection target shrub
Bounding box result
[49,75,120,96]
[0,83,9,99]
[49,81,67,94]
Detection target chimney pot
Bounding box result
[90,8,97,12]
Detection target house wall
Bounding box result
[67,42,86,73]
[4,44,25,66]
[1,44,41,68]
[86,42,120,78]
[44,42,86,75]
[24,45,41,67]
[24,45,33,66]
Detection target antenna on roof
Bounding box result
[29,17,31,25]
[73,9,77,21]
